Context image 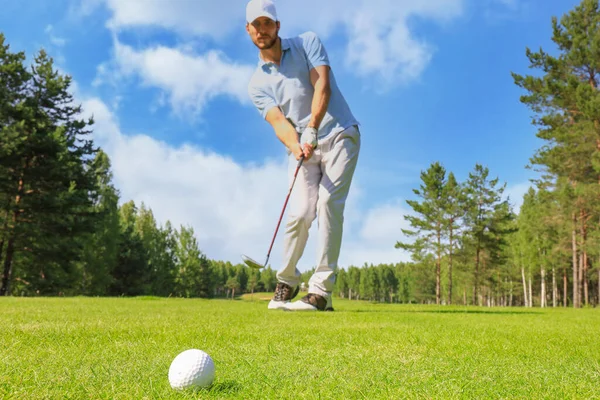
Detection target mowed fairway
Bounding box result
[1,296,599,399]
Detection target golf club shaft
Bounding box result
[264,155,305,267]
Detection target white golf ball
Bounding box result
[168,349,215,390]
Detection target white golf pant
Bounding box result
[277,125,361,297]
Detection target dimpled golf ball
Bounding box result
[168,349,215,390]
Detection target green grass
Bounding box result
[1,296,599,399]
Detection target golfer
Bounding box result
[246,0,361,311]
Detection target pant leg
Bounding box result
[309,125,361,296]
[276,150,322,288]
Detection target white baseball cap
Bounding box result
[246,0,278,23]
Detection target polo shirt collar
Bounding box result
[257,37,290,67]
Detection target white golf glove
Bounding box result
[300,127,318,149]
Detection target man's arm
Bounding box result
[308,65,332,129]
[265,106,305,159]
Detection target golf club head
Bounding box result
[241,255,264,269]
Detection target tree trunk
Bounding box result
[0,176,25,297]
[521,267,528,307]
[572,213,579,308]
[0,237,4,283]
[436,229,441,305]
[0,235,16,296]
[540,263,546,308]
[474,246,481,305]
[579,253,584,307]
[581,210,588,306]
[528,274,533,308]
[583,251,589,306]
[552,266,557,308]
[448,225,453,305]
[563,267,568,307]
[0,198,12,266]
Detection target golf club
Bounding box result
[242,154,305,269]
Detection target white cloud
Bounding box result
[488,0,526,12]
[45,25,67,47]
[336,0,464,86]
[87,0,466,89]
[481,0,527,22]
[359,201,412,243]
[95,38,255,117]
[340,200,413,267]
[70,0,104,18]
[81,97,408,269]
[83,97,291,262]
[105,0,241,39]
[491,0,518,10]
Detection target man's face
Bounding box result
[247,17,280,50]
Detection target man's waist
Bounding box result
[295,118,358,138]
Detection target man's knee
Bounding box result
[317,190,347,215]
[287,206,317,228]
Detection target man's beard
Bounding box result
[256,34,277,50]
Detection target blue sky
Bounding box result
[1,0,582,270]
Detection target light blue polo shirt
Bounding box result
[248,31,359,141]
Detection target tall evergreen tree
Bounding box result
[173,225,212,298]
[443,172,465,304]
[79,150,120,295]
[0,41,98,295]
[134,203,177,296]
[110,201,149,296]
[463,164,513,305]
[512,0,600,307]
[396,162,447,304]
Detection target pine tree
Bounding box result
[260,266,276,293]
[173,225,212,298]
[110,202,149,296]
[443,172,465,304]
[463,164,513,306]
[0,40,98,295]
[347,266,361,300]
[225,276,240,299]
[396,162,447,304]
[79,150,120,295]
[512,0,600,307]
[134,203,177,296]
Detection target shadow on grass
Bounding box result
[181,381,242,397]
[417,309,542,315]
[344,309,543,315]
[208,380,242,394]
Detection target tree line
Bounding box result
[388,0,600,308]
[2,0,600,307]
[389,0,600,308]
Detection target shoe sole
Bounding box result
[268,300,289,310]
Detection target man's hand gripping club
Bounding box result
[265,107,318,161]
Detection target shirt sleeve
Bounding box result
[301,31,330,70]
[248,82,278,119]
